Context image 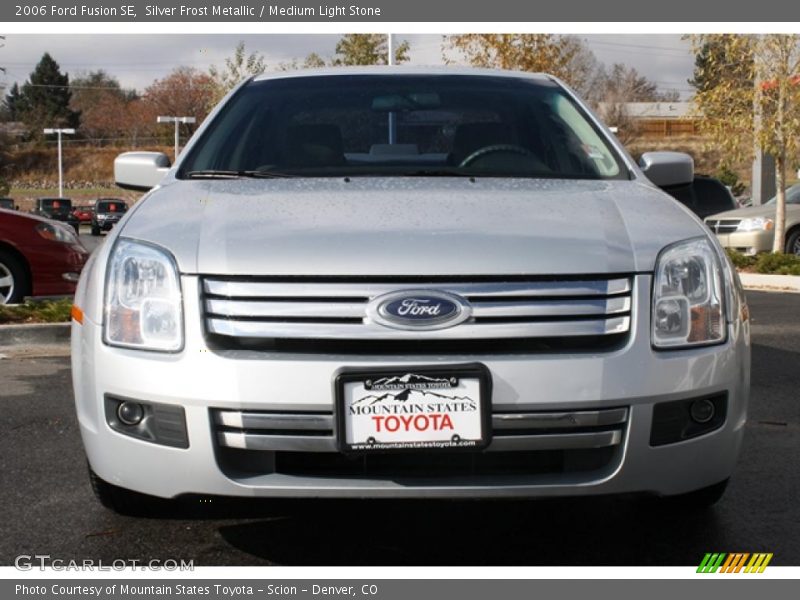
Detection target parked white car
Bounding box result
[706,184,800,255]
[71,67,750,514]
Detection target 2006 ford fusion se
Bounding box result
[71,67,750,513]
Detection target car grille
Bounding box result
[212,406,628,479]
[706,219,740,234]
[201,276,633,352]
[212,407,627,453]
[212,407,628,482]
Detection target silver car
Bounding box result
[71,67,750,513]
[706,184,800,255]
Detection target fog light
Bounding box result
[117,401,144,426]
[690,398,715,424]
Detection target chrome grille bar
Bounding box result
[206,299,366,319]
[212,407,628,453]
[207,316,631,340]
[214,410,334,431]
[492,408,628,430]
[204,278,632,299]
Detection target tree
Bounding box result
[596,63,672,103]
[444,34,587,87]
[17,52,80,139]
[691,34,800,253]
[70,70,136,144]
[690,35,754,94]
[2,83,22,121]
[278,52,328,71]
[332,34,410,66]
[302,52,327,69]
[142,67,216,143]
[561,37,602,103]
[209,42,267,105]
[593,63,678,141]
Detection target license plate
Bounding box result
[335,364,491,453]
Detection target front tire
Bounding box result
[91,222,100,236]
[0,249,29,304]
[88,464,167,516]
[785,228,800,256]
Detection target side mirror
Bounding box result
[115,152,171,191]
[639,152,694,188]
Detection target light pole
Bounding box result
[43,128,75,198]
[157,116,196,161]
[387,33,397,144]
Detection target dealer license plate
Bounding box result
[336,364,491,452]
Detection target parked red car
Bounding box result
[0,208,89,304]
[72,205,94,223]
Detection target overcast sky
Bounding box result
[0,34,696,98]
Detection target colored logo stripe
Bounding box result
[697,553,773,573]
[697,553,726,573]
[745,553,773,573]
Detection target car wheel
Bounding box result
[88,464,168,516]
[0,249,29,305]
[655,479,729,511]
[91,223,100,236]
[785,228,800,256]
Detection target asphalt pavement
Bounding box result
[77,227,106,254]
[0,291,798,566]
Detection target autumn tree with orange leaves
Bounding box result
[141,67,216,146]
[692,34,800,253]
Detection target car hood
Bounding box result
[120,177,706,276]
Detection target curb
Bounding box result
[739,273,800,294]
[0,322,71,347]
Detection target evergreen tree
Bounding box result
[18,52,80,139]
[2,83,22,121]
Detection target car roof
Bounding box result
[251,65,557,84]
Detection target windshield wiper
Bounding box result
[183,169,294,179]
[396,169,477,177]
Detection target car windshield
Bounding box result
[40,199,72,215]
[179,74,626,180]
[96,200,127,213]
[766,184,800,205]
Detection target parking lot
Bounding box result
[0,291,798,566]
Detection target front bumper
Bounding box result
[714,230,773,255]
[96,218,121,231]
[30,242,89,297]
[72,274,750,499]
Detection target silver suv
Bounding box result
[71,67,750,513]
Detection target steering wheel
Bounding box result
[458,144,535,168]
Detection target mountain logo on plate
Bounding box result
[368,290,471,331]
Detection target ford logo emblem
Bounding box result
[367,290,472,331]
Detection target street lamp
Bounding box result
[43,128,75,198]
[157,116,196,161]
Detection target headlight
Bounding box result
[736,217,773,232]
[652,238,725,348]
[35,222,78,244]
[104,239,183,352]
